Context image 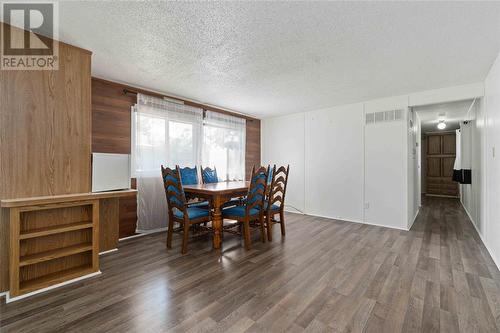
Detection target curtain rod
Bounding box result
[123,88,254,121]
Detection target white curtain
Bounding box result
[132,94,203,232]
[202,111,246,181]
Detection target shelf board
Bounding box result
[20,243,93,267]
[20,221,93,239]
[1,189,137,208]
[19,264,95,295]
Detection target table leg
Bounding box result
[212,195,222,249]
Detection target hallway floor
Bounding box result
[1,197,500,332]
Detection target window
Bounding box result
[131,94,245,231]
[131,95,202,178]
[202,111,246,181]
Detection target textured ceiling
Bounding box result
[415,99,473,133]
[54,1,500,118]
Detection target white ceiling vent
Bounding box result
[365,109,404,125]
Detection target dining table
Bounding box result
[183,181,250,249]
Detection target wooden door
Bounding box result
[425,133,459,197]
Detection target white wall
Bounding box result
[460,98,486,235]
[408,109,420,228]
[416,113,422,208]
[484,52,500,267]
[261,113,305,213]
[304,103,364,222]
[364,96,409,230]
[262,83,484,231]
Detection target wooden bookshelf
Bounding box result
[6,199,100,298]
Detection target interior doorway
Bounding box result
[424,131,459,197]
[414,99,475,199]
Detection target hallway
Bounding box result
[407,196,500,332]
[1,197,500,332]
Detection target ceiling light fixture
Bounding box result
[437,120,446,130]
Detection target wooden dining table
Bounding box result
[183,181,250,249]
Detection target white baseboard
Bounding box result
[284,205,305,214]
[303,212,409,231]
[460,200,500,271]
[99,248,118,255]
[119,228,166,242]
[6,271,102,303]
[407,208,420,231]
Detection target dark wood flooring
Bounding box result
[2,197,500,332]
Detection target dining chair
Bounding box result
[222,165,269,250]
[161,165,212,254]
[178,165,209,209]
[265,165,290,241]
[201,165,219,184]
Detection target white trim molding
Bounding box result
[6,271,102,303]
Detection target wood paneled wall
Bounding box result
[246,118,261,180]
[91,78,261,238]
[0,24,92,291]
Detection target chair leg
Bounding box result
[181,222,189,254]
[242,219,252,250]
[266,214,273,242]
[167,217,174,249]
[259,215,266,243]
[280,211,286,236]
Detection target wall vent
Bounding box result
[365,109,403,125]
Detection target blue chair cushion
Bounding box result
[264,202,280,211]
[202,168,218,183]
[223,205,260,218]
[179,167,198,185]
[222,198,241,207]
[173,207,209,220]
[190,201,210,209]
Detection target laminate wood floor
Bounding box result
[2,197,500,332]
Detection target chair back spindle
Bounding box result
[161,165,187,217]
[246,166,269,215]
[267,165,290,212]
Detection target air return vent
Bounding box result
[365,109,403,125]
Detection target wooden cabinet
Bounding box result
[7,200,99,298]
[1,190,135,299]
[425,133,458,197]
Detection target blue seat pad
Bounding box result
[173,207,209,220]
[222,205,260,217]
[190,201,210,208]
[240,199,279,211]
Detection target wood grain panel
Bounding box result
[99,198,119,252]
[91,78,260,236]
[0,209,9,293]
[427,135,441,155]
[246,118,261,180]
[442,134,456,155]
[442,157,456,178]
[427,158,441,177]
[0,24,92,292]
[20,205,92,233]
